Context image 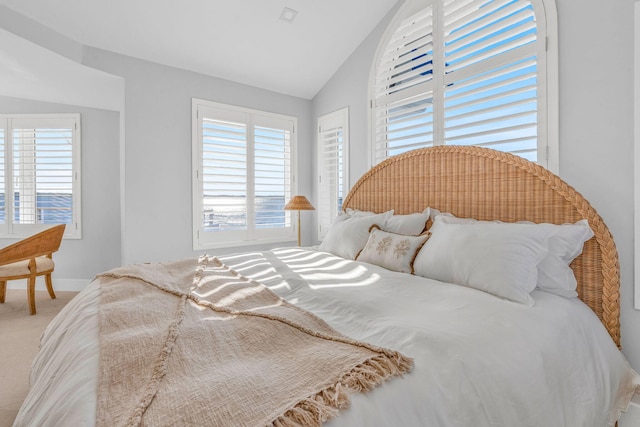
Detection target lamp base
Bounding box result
[297,210,301,246]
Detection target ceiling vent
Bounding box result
[279,7,298,23]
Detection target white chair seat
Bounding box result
[0,256,55,278]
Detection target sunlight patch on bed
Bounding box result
[222,258,271,269]
[272,247,308,256]
[289,257,354,272]
[193,278,250,298]
[189,291,288,319]
[266,281,292,291]
[276,251,326,262]
[232,261,273,273]
[220,252,264,261]
[216,285,266,307]
[303,265,381,288]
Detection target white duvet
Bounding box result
[14,248,640,427]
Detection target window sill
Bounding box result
[193,235,297,251]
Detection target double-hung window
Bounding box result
[192,99,297,249]
[371,0,556,171]
[317,108,349,241]
[0,114,81,238]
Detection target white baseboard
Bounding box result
[6,277,91,292]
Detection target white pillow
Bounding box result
[533,219,594,298]
[345,208,379,217]
[414,216,554,306]
[428,213,594,298]
[319,210,393,259]
[356,226,430,274]
[346,207,430,235]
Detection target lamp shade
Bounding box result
[284,195,315,211]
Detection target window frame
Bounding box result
[368,0,558,173]
[192,98,298,250]
[634,0,640,310]
[317,107,350,241]
[0,113,82,239]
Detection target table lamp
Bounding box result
[284,195,315,246]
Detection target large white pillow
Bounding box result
[356,226,430,274]
[531,219,594,298]
[428,213,594,298]
[414,216,555,306]
[346,207,430,235]
[319,210,393,259]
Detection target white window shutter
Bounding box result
[200,112,248,234]
[317,108,348,241]
[252,114,293,240]
[371,0,546,166]
[0,115,81,238]
[373,6,435,165]
[0,125,5,226]
[443,0,539,161]
[193,100,297,249]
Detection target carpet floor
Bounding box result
[0,289,78,427]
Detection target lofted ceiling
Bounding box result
[0,0,398,99]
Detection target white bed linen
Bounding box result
[14,248,640,427]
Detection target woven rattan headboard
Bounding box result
[342,146,621,347]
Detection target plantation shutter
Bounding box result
[199,107,248,238]
[372,0,545,166]
[443,0,538,161]
[317,108,348,240]
[0,126,4,225]
[252,114,292,238]
[194,100,296,249]
[11,117,77,227]
[373,5,435,164]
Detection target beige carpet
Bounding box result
[0,289,78,427]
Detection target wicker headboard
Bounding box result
[342,146,621,347]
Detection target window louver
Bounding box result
[318,108,348,240]
[0,115,80,238]
[444,0,538,161]
[254,125,291,230]
[0,127,4,224]
[193,100,296,249]
[12,126,74,225]
[374,6,435,163]
[373,0,543,165]
[201,117,248,232]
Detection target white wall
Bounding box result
[556,0,640,371]
[0,4,82,65]
[312,0,640,371]
[0,26,123,112]
[81,48,314,265]
[0,96,122,283]
[0,17,124,287]
[0,9,313,280]
[311,5,400,190]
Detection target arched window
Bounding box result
[370,0,557,171]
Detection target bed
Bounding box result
[13,146,640,426]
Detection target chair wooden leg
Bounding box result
[0,280,6,304]
[28,276,36,315]
[45,274,56,300]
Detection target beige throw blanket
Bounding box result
[96,256,413,427]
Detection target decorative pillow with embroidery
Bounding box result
[356,225,430,274]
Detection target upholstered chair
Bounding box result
[0,224,66,315]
